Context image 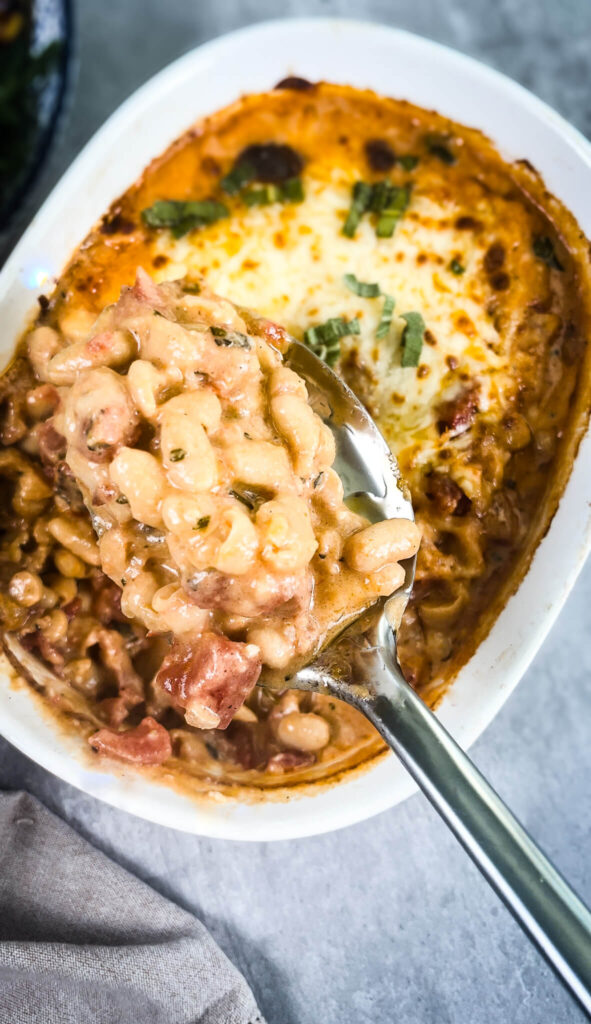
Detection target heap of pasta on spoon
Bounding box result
[25,269,419,762]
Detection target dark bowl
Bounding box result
[0,0,74,232]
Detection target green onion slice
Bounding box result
[399,155,419,171]
[281,177,305,203]
[376,295,395,339]
[449,258,465,275]
[303,317,360,366]
[400,312,426,367]
[220,160,255,195]
[342,181,373,237]
[344,273,381,298]
[141,199,228,238]
[242,178,305,207]
[375,184,411,238]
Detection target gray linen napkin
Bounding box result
[0,791,266,1024]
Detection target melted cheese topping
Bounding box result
[154,173,509,465]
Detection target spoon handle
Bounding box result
[359,658,591,1014]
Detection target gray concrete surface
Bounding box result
[2,2,591,1021]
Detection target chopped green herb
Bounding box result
[194,516,211,530]
[533,235,563,271]
[375,184,411,238]
[242,177,304,207]
[369,180,391,213]
[183,281,201,294]
[220,160,255,195]
[303,317,360,366]
[343,180,411,239]
[425,135,456,165]
[230,489,256,510]
[450,258,465,275]
[376,295,396,339]
[400,312,426,367]
[210,327,251,349]
[141,199,229,238]
[342,181,373,237]
[169,448,186,462]
[400,155,419,171]
[243,184,281,206]
[281,177,305,203]
[344,273,381,298]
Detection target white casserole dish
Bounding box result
[1,18,590,840]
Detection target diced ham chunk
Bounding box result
[155,633,262,730]
[437,385,479,436]
[88,716,171,765]
[37,420,66,469]
[187,569,311,618]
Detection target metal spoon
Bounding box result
[284,339,591,1016]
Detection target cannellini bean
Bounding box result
[162,493,215,536]
[139,313,204,370]
[57,307,97,343]
[316,528,343,573]
[51,575,78,605]
[8,570,44,607]
[247,625,295,669]
[256,497,317,572]
[159,389,222,433]
[316,423,336,469]
[225,440,293,492]
[344,518,421,573]
[127,359,182,420]
[162,423,218,492]
[110,447,166,528]
[25,384,60,421]
[45,329,136,385]
[366,562,406,597]
[47,516,100,566]
[184,701,221,730]
[312,467,344,510]
[276,712,331,752]
[97,526,130,581]
[27,326,61,381]
[120,572,161,632]
[268,365,308,400]
[53,547,88,579]
[212,506,259,575]
[62,367,138,456]
[232,704,258,723]
[37,608,69,643]
[271,392,323,477]
[151,583,208,635]
[160,391,221,492]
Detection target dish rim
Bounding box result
[1,16,591,840]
